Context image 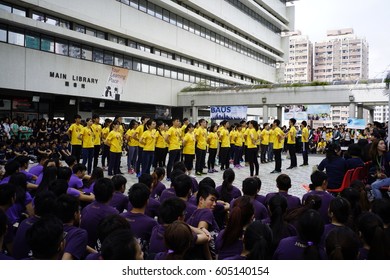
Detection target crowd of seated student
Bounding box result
[0,153,389,260]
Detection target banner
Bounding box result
[306,105,331,121]
[346,118,366,129]
[283,105,308,121]
[210,106,247,120]
[102,67,129,100]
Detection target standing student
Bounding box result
[271,119,284,174]
[165,118,182,181]
[91,114,102,169]
[195,119,208,176]
[286,118,297,169]
[101,118,112,170]
[233,124,244,168]
[106,121,123,176]
[182,123,196,176]
[125,120,139,174]
[135,116,150,177]
[260,123,270,164]
[246,120,260,177]
[207,123,218,173]
[153,121,167,169]
[218,120,231,171]
[139,119,157,175]
[67,114,83,163]
[300,121,309,166]
[80,118,95,175]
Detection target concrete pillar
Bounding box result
[191,106,198,123]
[369,109,374,123]
[349,103,356,118]
[277,106,282,121]
[262,104,268,123]
[357,104,363,119]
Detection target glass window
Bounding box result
[133,58,141,71]
[176,16,183,28]
[170,14,177,25]
[32,12,45,22]
[162,9,169,22]
[41,36,55,52]
[0,3,11,13]
[0,24,6,42]
[141,60,149,73]
[177,70,184,80]
[157,64,164,76]
[46,16,59,26]
[155,5,162,19]
[138,0,147,12]
[108,34,118,43]
[25,32,40,50]
[69,43,81,58]
[55,39,69,56]
[81,45,92,60]
[194,24,200,36]
[189,74,195,83]
[121,0,130,4]
[13,7,26,17]
[215,34,221,44]
[93,48,104,63]
[74,24,85,34]
[104,51,114,65]
[85,28,96,37]
[118,37,126,45]
[149,62,157,75]
[59,19,70,29]
[189,22,195,33]
[147,2,155,16]
[130,0,138,9]
[171,69,177,79]
[114,53,124,67]
[8,27,24,46]
[164,67,171,78]
[123,56,132,69]
[183,71,190,82]
[96,31,105,39]
[200,27,206,37]
[205,30,211,40]
[128,40,137,48]
[182,19,189,30]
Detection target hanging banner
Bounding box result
[210,106,247,120]
[102,67,129,100]
[346,118,366,129]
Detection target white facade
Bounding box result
[374,105,389,123]
[0,0,294,117]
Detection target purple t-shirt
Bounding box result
[230,197,269,221]
[20,170,34,181]
[185,201,197,221]
[128,198,161,219]
[0,176,10,184]
[255,194,267,206]
[187,208,219,232]
[159,188,176,203]
[222,255,246,260]
[215,185,242,202]
[273,236,326,260]
[28,164,44,177]
[35,173,43,185]
[215,229,243,260]
[80,202,119,249]
[188,194,197,206]
[85,252,101,260]
[67,187,81,198]
[69,174,83,190]
[191,177,199,193]
[265,192,301,211]
[109,191,128,213]
[151,181,166,199]
[63,224,88,260]
[12,216,40,259]
[149,224,166,254]
[82,182,95,194]
[6,192,33,224]
[302,190,335,224]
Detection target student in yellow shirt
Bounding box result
[268,127,275,162]
[218,120,231,171]
[317,138,326,154]
[106,120,123,176]
[182,123,195,175]
[67,114,83,163]
[134,116,150,177]
[195,119,208,176]
[246,120,260,177]
[92,114,102,169]
[271,119,284,174]
[139,119,156,175]
[154,121,167,169]
[233,123,244,168]
[101,118,112,170]
[79,118,95,174]
[286,118,297,170]
[300,121,309,166]
[124,120,139,174]
[260,123,270,164]
[207,123,219,173]
[165,118,182,180]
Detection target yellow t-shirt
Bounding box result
[235,130,243,147]
[246,128,258,149]
[183,132,195,155]
[326,132,332,142]
[302,127,309,143]
[220,128,230,148]
[181,124,187,138]
[287,126,296,144]
[317,141,326,149]
[102,127,110,144]
[126,128,139,147]
[91,123,102,145]
[135,125,145,148]
[80,126,94,148]
[106,130,122,153]
[166,127,181,151]
[273,127,284,150]
[141,130,156,151]
[68,123,83,145]
[261,129,270,145]
[207,132,218,149]
[155,130,166,149]
[195,127,207,150]
[242,128,249,146]
[229,130,236,146]
[269,129,275,144]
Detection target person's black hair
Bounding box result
[37,166,58,194]
[48,179,69,197]
[325,143,341,161]
[196,185,218,205]
[347,143,362,158]
[128,183,150,208]
[57,167,72,181]
[328,196,351,225]
[14,155,29,168]
[198,177,216,189]
[26,215,64,260]
[96,214,131,248]
[172,161,186,172]
[158,197,186,224]
[93,178,114,203]
[289,118,296,125]
[220,168,235,203]
[184,123,194,134]
[170,169,185,186]
[371,199,390,225]
[0,183,16,207]
[325,227,359,260]
[273,119,280,126]
[244,220,273,260]
[242,177,258,196]
[92,114,99,120]
[340,187,362,229]
[101,229,140,260]
[111,175,127,191]
[164,221,193,260]
[145,119,155,130]
[72,163,87,174]
[309,171,328,190]
[172,174,192,198]
[301,121,307,127]
[74,114,81,120]
[209,123,218,132]
[297,209,324,260]
[64,155,77,167]
[138,173,153,189]
[268,194,289,252]
[55,194,80,223]
[34,190,58,217]
[86,167,104,187]
[4,160,20,177]
[276,174,291,191]
[0,208,7,238]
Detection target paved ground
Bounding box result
[114,153,325,200]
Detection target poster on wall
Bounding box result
[155,106,172,120]
[283,105,308,121]
[102,67,129,100]
[306,105,331,121]
[210,106,247,120]
[346,118,366,129]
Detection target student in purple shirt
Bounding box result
[345,143,365,170]
[273,209,325,260]
[172,161,199,193]
[216,168,241,203]
[135,173,161,219]
[159,169,184,203]
[25,215,64,260]
[0,208,14,260]
[302,171,335,224]
[171,174,197,221]
[0,183,16,254]
[223,220,273,260]
[28,154,48,177]
[188,177,216,206]
[216,196,254,260]
[240,177,269,220]
[36,166,58,194]
[325,226,360,260]
[101,229,144,260]
[109,175,128,213]
[121,183,158,256]
[253,177,266,205]
[0,160,20,185]
[68,163,86,190]
[15,155,37,182]
[80,178,119,250]
[151,167,166,199]
[265,174,301,211]
[82,167,104,194]
[56,194,88,260]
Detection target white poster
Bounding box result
[210,106,247,120]
[102,67,129,100]
[346,118,366,129]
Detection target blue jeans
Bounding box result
[127,146,138,170]
[268,143,274,161]
[142,151,154,174]
[82,147,94,174]
[371,178,390,199]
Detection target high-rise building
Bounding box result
[284,31,313,83]
[0,0,295,119]
[314,28,369,82]
[374,105,389,123]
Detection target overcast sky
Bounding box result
[293,0,390,79]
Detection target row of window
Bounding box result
[117,0,277,67]
[0,0,260,83]
[0,24,240,88]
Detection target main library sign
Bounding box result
[49,72,99,89]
